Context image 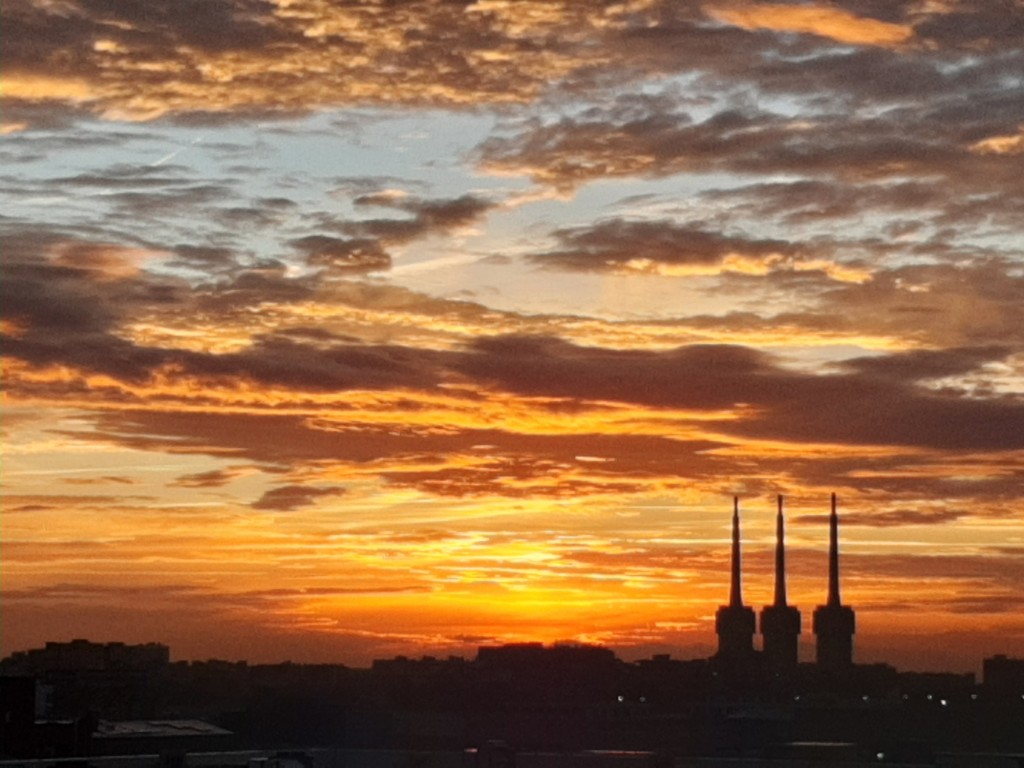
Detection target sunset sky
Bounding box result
[3,0,1023,674]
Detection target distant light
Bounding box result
[639,697,646,703]
[970,694,978,701]
[926,694,934,701]
[862,695,869,701]
[617,695,624,703]
[940,699,948,707]
[794,695,801,702]
[901,694,909,700]
[876,752,886,761]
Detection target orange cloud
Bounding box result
[706,2,914,47]
[620,252,873,284]
[4,1,603,122]
[971,127,1024,155]
[2,74,98,102]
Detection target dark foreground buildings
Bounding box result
[3,496,1024,763]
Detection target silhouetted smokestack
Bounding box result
[813,492,855,668]
[730,496,743,608]
[774,494,787,607]
[828,492,841,607]
[715,496,756,666]
[762,494,801,670]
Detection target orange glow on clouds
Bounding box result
[971,127,1024,155]
[2,74,98,102]
[706,2,914,47]
[621,252,874,283]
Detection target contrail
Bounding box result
[150,135,203,167]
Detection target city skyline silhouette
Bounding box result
[2,493,1015,677]
[3,490,1021,673]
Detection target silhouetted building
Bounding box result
[9,635,1024,757]
[714,497,756,665]
[813,493,856,669]
[760,495,801,671]
[1,639,169,675]
[0,640,173,722]
[983,654,1024,696]
[0,676,92,758]
[0,677,37,757]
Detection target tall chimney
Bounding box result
[761,494,801,671]
[715,496,756,667]
[813,492,855,669]
[827,492,841,607]
[729,495,743,608]
[774,494,787,607]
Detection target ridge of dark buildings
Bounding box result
[4,496,1024,764]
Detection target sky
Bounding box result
[2,0,1023,674]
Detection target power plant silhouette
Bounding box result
[715,493,855,670]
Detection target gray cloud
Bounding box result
[172,468,251,488]
[286,194,496,274]
[251,484,345,511]
[457,335,1024,451]
[478,92,1024,202]
[794,508,966,528]
[839,346,1013,383]
[536,219,807,272]
[292,236,392,273]
[0,243,441,388]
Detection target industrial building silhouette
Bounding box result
[715,493,855,671]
